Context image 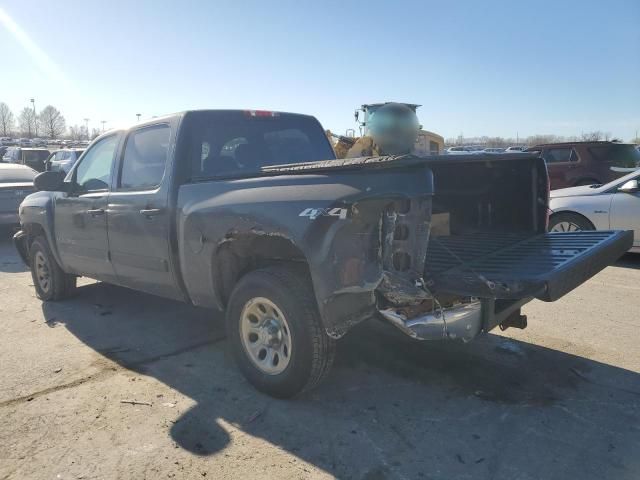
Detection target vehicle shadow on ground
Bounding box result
[40,282,640,479]
[0,229,27,273]
[616,252,640,270]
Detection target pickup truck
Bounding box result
[14,110,633,398]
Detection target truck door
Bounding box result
[106,123,181,300]
[54,133,120,281]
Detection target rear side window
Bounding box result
[543,148,577,163]
[120,125,171,189]
[187,112,335,180]
[589,145,640,169]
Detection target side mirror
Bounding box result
[34,170,67,192]
[618,179,639,194]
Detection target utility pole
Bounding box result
[84,118,90,140]
[101,120,106,133]
[30,98,37,137]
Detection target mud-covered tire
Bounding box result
[29,236,76,301]
[226,266,335,398]
[548,212,595,233]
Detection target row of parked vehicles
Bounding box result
[0,137,90,148]
[1,147,85,173]
[448,141,640,189]
[1,109,636,399]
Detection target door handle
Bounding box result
[139,208,163,217]
[87,208,105,216]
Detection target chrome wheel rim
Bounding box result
[550,221,582,232]
[240,297,292,375]
[34,251,51,293]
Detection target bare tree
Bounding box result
[18,107,37,138]
[38,105,66,139]
[90,128,101,139]
[68,124,82,140]
[0,102,14,137]
[580,131,607,141]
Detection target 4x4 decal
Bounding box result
[298,207,348,220]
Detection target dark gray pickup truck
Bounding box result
[14,110,633,398]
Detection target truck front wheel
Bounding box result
[226,266,335,398]
[29,236,76,301]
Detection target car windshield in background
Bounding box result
[188,111,334,179]
[0,166,36,182]
[589,144,640,169]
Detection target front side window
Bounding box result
[543,148,577,163]
[75,135,119,191]
[120,125,171,189]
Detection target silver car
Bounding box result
[549,169,640,252]
[0,164,36,225]
[46,149,85,173]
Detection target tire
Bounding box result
[548,212,595,233]
[226,265,335,398]
[29,236,77,301]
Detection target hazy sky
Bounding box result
[1,0,638,140]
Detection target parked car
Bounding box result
[32,138,47,147]
[2,147,50,172]
[2,147,20,163]
[483,147,505,153]
[13,109,632,398]
[505,146,527,152]
[0,137,17,146]
[0,163,36,225]
[445,146,472,154]
[18,138,32,147]
[45,149,85,173]
[527,141,640,189]
[549,169,640,252]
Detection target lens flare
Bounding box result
[0,7,70,87]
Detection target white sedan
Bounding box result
[549,169,640,252]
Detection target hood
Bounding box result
[550,184,602,199]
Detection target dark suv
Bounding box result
[527,141,640,189]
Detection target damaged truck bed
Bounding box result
[15,110,633,397]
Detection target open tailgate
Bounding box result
[424,231,633,302]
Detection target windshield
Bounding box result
[187,111,335,179]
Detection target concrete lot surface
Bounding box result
[0,230,638,480]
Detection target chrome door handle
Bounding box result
[87,208,105,216]
[139,208,163,217]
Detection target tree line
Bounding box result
[0,101,98,140]
[0,101,68,139]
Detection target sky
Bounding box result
[0,0,638,140]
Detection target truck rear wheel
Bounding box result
[226,266,335,398]
[29,236,76,301]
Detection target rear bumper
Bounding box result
[378,230,632,341]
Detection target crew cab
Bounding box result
[14,110,633,398]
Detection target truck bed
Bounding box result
[424,231,633,301]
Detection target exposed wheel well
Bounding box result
[212,234,311,307]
